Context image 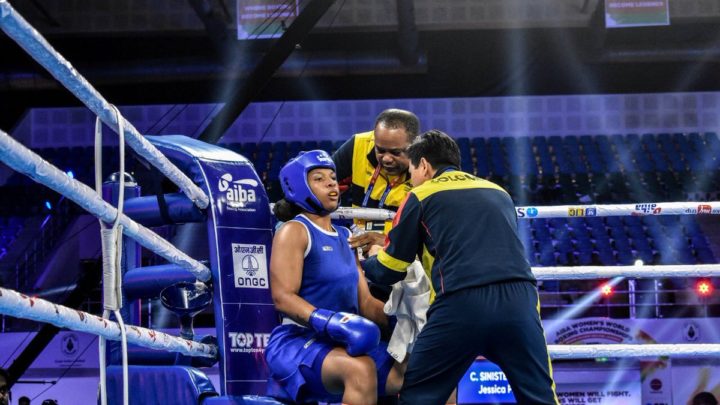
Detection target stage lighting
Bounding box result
[695,279,713,297]
[600,283,613,297]
[44,200,52,210]
[66,170,74,179]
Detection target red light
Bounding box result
[600,283,613,296]
[696,280,713,297]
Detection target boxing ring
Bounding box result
[2,0,720,403]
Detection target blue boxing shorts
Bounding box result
[265,323,394,403]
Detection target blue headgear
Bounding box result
[279,150,337,214]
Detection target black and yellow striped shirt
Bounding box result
[363,169,535,300]
[333,131,412,233]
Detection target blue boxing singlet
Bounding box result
[265,214,393,403]
[292,214,358,314]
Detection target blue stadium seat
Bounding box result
[623,216,643,227]
[577,250,594,265]
[585,217,605,230]
[461,159,474,174]
[258,142,273,153]
[288,141,302,155]
[597,248,616,265]
[333,140,346,153]
[572,229,591,241]
[457,137,474,173]
[472,137,487,153]
[705,133,720,157]
[658,216,677,227]
[626,225,647,239]
[556,236,574,254]
[594,236,612,251]
[242,142,258,156]
[586,155,605,173]
[473,138,490,176]
[538,246,556,266]
[613,236,632,251]
[574,234,593,249]
[319,140,333,153]
[691,235,710,250]
[488,138,506,176]
[457,137,470,151]
[616,250,634,265]
[633,237,652,252]
[605,216,623,228]
[273,141,287,157]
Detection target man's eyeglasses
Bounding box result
[374,146,407,157]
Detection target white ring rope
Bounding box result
[95,108,129,405]
[515,202,720,218]
[0,129,211,282]
[268,204,397,221]
[0,287,217,358]
[325,202,720,222]
[0,0,209,209]
[548,344,720,359]
[331,206,396,221]
[533,264,720,280]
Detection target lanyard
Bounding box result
[361,165,405,209]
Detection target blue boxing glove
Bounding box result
[309,308,380,356]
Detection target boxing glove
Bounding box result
[309,308,380,356]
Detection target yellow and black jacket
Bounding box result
[333,131,412,233]
[363,168,535,300]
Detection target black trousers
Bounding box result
[399,280,558,405]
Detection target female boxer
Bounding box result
[265,150,404,405]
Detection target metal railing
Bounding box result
[538,280,720,318]
[14,196,78,291]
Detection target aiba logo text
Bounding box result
[218,173,258,209]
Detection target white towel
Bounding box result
[384,261,431,362]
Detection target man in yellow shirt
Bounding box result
[332,109,420,252]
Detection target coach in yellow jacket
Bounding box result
[363,130,558,405]
[332,109,420,251]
